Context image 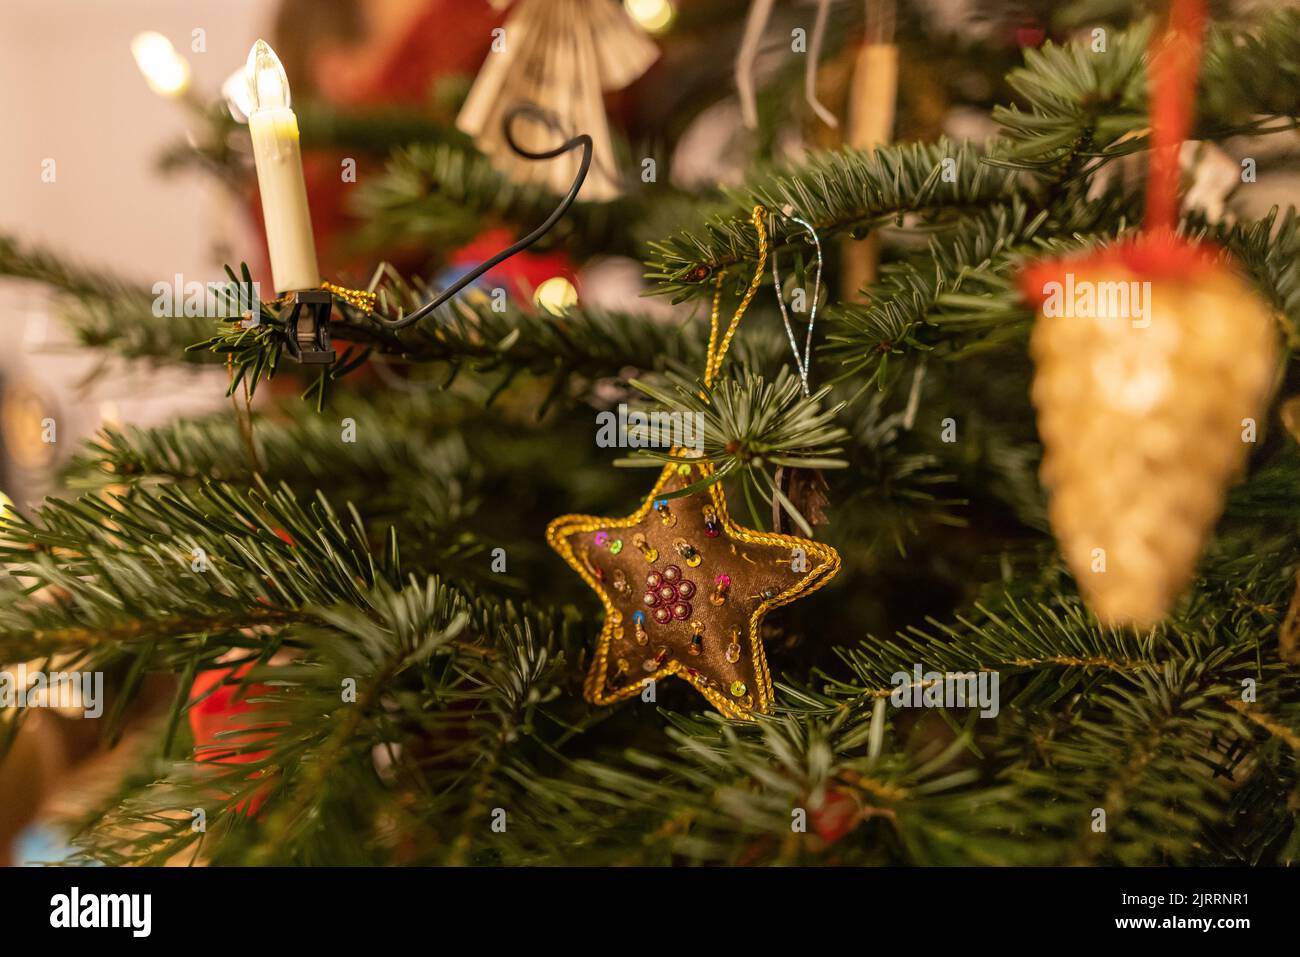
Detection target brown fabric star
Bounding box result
[547,461,840,719]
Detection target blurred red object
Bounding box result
[451,227,577,299]
[189,662,279,815]
[810,788,862,844]
[1013,25,1046,48]
[314,0,504,106]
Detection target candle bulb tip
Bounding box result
[246,38,290,112]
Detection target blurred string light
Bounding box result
[1,381,55,471]
[130,31,192,98]
[534,276,578,315]
[222,68,254,123]
[0,490,14,524]
[624,0,675,35]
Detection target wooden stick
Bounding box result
[841,2,898,300]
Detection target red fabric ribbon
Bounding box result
[1145,0,1208,234]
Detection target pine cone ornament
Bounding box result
[771,465,831,534]
[1021,236,1277,628]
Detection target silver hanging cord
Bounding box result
[770,206,823,397]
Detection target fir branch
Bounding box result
[336,291,703,390]
[296,102,472,154]
[246,587,475,864]
[65,596,578,866]
[645,141,1025,300]
[992,20,1151,177]
[548,708,1039,865]
[0,235,215,365]
[1199,8,1300,134]
[154,98,477,199]
[823,199,1058,386]
[994,11,1300,179]
[830,387,965,556]
[188,269,705,411]
[1020,662,1247,866]
[2,237,702,405]
[0,479,409,660]
[64,398,469,491]
[350,142,642,261]
[64,407,476,547]
[648,11,1300,300]
[823,203,1300,386]
[616,367,849,532]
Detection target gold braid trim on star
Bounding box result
[547,461,840,720]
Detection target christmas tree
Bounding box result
[2,0,1299,867]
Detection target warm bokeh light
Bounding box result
[534,276,578,315]
[130,31,191,98]
[0,381,55,471]
[222,67,254,123]
[624,0,675,35]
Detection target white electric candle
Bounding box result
[245,39,320,294]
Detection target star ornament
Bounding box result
[547,461,840,719]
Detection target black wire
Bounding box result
[373,103,592,329]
